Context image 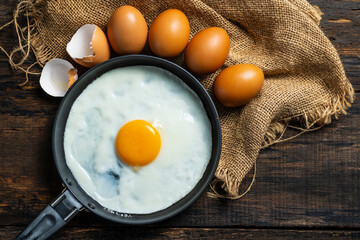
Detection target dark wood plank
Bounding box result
[310,0,360,90]
[1,226,360,240]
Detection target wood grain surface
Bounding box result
[0,0,359,239]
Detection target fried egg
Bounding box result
[64,66,212,214]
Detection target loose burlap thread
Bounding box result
[0,0,354,198]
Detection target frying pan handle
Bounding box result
[15,189,83,240]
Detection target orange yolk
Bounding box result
[115,120,161,166]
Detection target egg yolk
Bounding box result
[115,120,161,166]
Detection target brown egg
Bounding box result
[149,9,190,58]
[185,27,230,74]
[107,5,148,55]
[214,64,265,107]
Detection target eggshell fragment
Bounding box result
[68,68,78,88]
[67,24,110,68]
[40,59,78,97]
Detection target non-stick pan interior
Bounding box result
[52,55,221,224]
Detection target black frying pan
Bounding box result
[16,55,222,240]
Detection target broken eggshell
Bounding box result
[40,58,78,97]
[66,24,110,68]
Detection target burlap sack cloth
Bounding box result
[1,0,354,197]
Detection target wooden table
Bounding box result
[1,0,359,239]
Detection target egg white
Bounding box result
[64,66,212,214]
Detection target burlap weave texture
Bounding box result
[6,0,354,197]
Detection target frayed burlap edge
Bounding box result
[264,84,354,148]
[209,83,354,198]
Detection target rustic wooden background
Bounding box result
[0,0,359,239]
